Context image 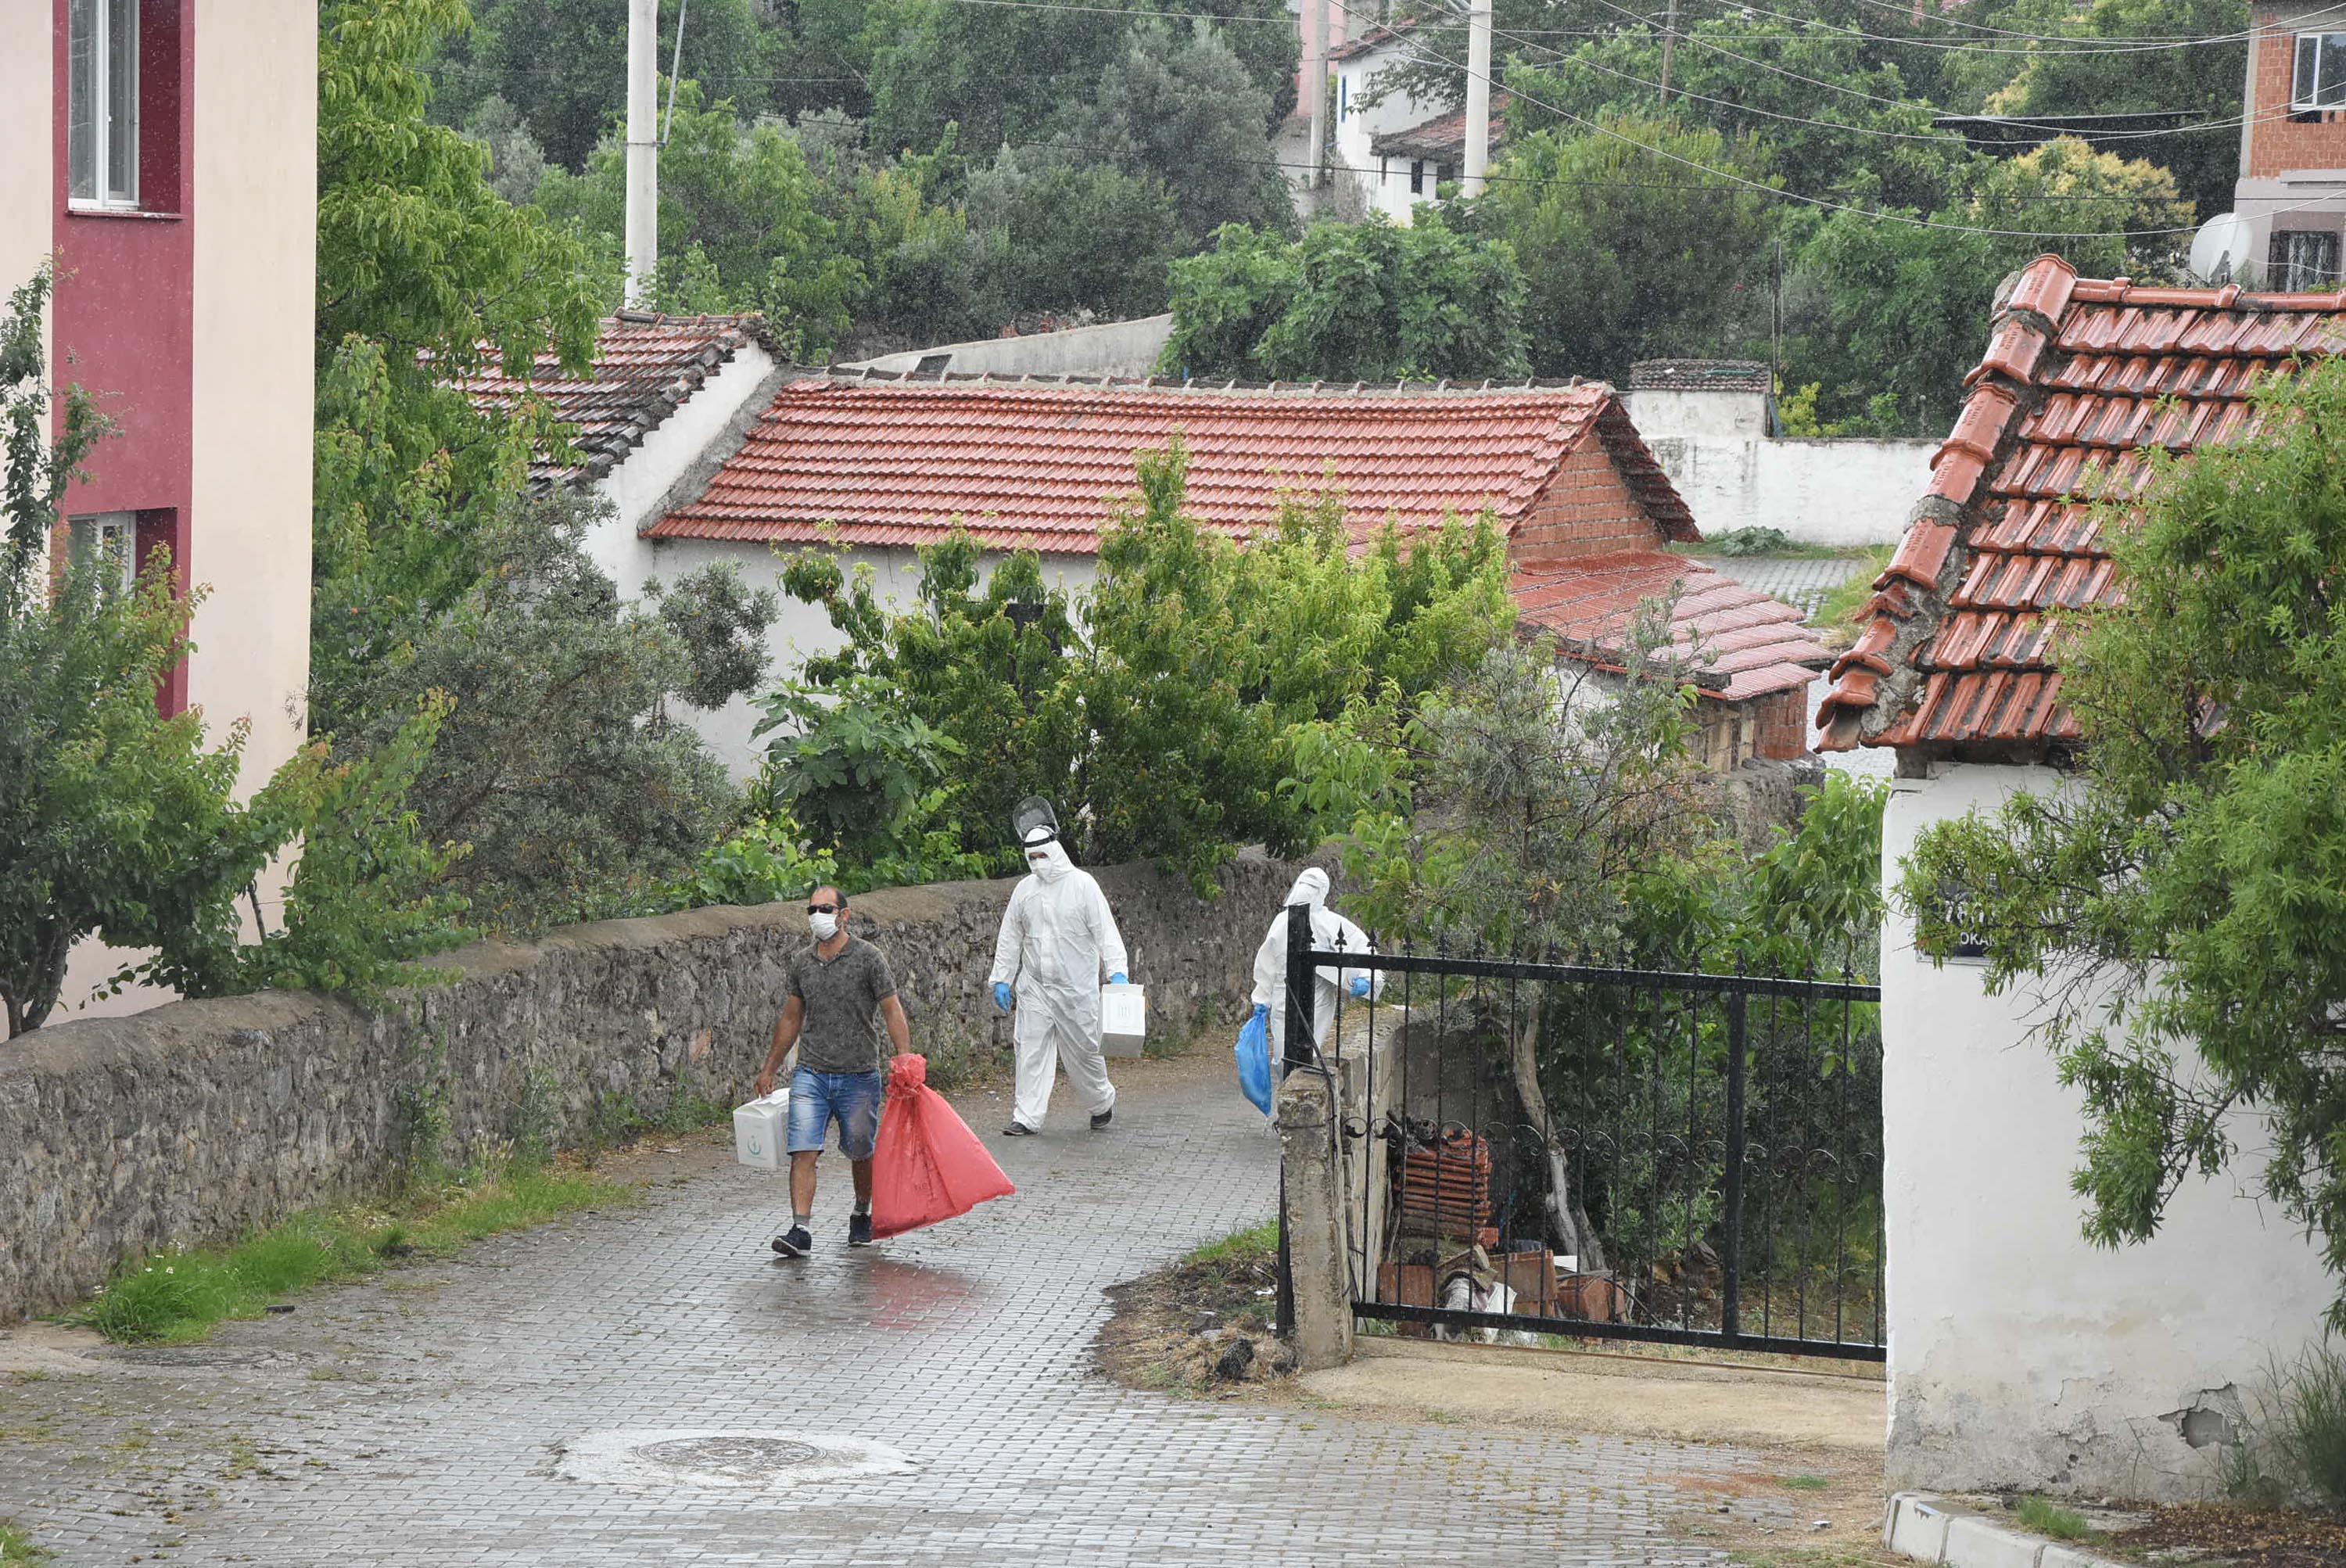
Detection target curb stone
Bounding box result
[1885,1494,2129,1568]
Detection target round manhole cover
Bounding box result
[637,1436,820,1479]
[557,1428,916,1491]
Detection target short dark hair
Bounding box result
[811,884,845,907]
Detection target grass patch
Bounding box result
[0,1519,50,1564]
[2013,1495,2096,1543]
[1810,547,1892,644]
[76,1157,630,1346]
[2222,1344,2346,1508]
[1183,1222,1279,1268]
[1781,1474,1832,1491]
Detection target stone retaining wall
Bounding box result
[0,852,1308,1322]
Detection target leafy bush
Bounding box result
[1163,214,1530,382]
[771,443,1516,892]
[322,493,747,933]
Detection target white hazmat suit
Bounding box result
[1250,868,1382,1064]
[990,839,1127,1130]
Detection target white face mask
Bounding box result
[808,911,840,941]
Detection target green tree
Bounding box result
[965,148,1183,321]
[865,0,1295,160]
[1783,137,2186,433]
[774,443,1517,892]
[430,0,776,169]
[534,82,863,350]
[1475,116,1777,382]
[1053,23,1295,244]
[325,492,748,932]
[2,270,462,1035]
[1897,358,2346,1314]
[1163,214,1530,382]
[314,0,602,707]
[1981,0,2247,218]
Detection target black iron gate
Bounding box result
[1279,906,1885,1361]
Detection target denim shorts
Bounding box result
[786,1067,884,1159]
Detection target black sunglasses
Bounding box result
[806,902,841,915]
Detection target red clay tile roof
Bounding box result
[443,311,776,484]
[1815,254,2346,756]
[1370,95,1510,162]
[650,371,1699,554]
[1331,21,1413,62]
[1514,551,1830,702]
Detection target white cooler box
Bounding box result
[733,1091,790,1171]
[1101,983,1147,1058]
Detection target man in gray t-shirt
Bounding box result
[754,885,912,1256]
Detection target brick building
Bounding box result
[2229,0,2346,285]
[484,365,1828,777]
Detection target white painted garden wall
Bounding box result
[1642,434,1933,547]
[1882,762,2335,1498]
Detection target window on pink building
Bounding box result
[67,0,142,208]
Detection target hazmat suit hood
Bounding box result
[1285,868,1329,910]
[1024,838,1076,885]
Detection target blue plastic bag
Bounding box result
[1234,1010,1273,1116]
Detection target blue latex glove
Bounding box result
[993,981,1012,1014]
[1108,971,1128,985]
[1252,1003,1268,1022]
[1350,975,1371,999]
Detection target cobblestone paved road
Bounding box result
[1,1057,1782,1566]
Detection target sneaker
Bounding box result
[1002,1121,1037,1136]
[1090,1107,1114,1130]
[770,1225,812,1258]
[848,1213,874,1247]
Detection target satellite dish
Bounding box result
[2190,213,2257,285]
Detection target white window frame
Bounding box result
[66,511,138,597]
[67,0,141,210]
[2294,30,2346,113]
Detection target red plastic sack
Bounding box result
[869,1053,1017,1239]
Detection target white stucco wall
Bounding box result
[1331,42,1439,213]
[1883,762,2336,1498]
[587,340,780,601]
[1642,435,1934,547]
[1627,387,1770,440]
[0,0,48,353]
[641,535,1102,781]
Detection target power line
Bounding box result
[1667,0,2324,55]
[1527,0,2270,139]
[1484,19,2283,143]
[1397,27,2316,237]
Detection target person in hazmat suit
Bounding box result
[988,798,1128,1136]
[1250,867,1380,1068]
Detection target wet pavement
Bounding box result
[0,1057,1785,1566]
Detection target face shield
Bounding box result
[1012,796,1060,850]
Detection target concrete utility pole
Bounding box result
[1463,0,1492,196]
[1658,0,1677,100]
[624,0,659,307]
[1306,0,1328,188]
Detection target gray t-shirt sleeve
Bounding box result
[863,945,898,1011]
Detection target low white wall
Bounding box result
[1645,435,1934,547]
[1883,763,2335,1498]
[1626,387,1769,440]
[588,343,780,600]
[643,536,1102,781]
[843,316,1174,380]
